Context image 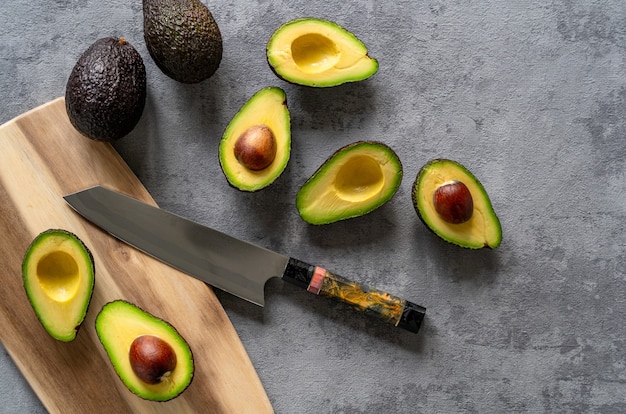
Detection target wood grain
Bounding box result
[0,98,273,413]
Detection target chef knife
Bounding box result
[64,186,425,333]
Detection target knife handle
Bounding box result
[283,258,425,333]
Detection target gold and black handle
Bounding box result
[283,258,426,333]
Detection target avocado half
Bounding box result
[296,141,402,224]
[95,300,194,402]
[266,18,379,87]
[22,229,95,342]
[219,87,291,191]
[65,37,146,142]
[412,159,502,249]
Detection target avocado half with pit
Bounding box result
[296,141,402,224]
[412,159,502,249]
[22,229,95,342]
[95,300,194,402]
[266,18,378,87]
[219,87,291,191]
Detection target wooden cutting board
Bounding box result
[0,98,273,413]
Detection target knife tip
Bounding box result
[63,185,102,199]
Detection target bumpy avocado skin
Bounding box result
[143,0,222,83]
[412,159,502,249]
[22,229,95,342]
[65,37,146,142]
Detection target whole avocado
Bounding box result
[143,0,223,83]
[65,37,146,142]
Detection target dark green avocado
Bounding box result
[143,0,223,83]
[65,37,146,142]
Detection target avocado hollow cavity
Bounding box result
[37,251,81,302]
[291,33,340,74]
[333,155,385,202]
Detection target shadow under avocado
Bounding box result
[418,222,503,284]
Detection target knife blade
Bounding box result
[64,186,425,333]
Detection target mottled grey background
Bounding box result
[1,1,625,413]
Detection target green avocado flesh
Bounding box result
[219,87,291,191]
[296,141,402,224]
[22,229,95,342]
[412,159,502,249]
[143,0,222,83]
[267,18,378,87]
[95,300,194,402]
[65,37,146,142]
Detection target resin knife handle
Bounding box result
[282,258,425,333]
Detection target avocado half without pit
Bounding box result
[266,18,379,87]
[22,229,95,342]
[296,141,403,225]
[219,87,291,191]
[412,159,502,249]
[95,300,194,402]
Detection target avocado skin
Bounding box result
[65,37,146,142]
[143,0,222,83]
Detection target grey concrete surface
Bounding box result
[1,1,625,413]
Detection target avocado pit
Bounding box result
[129,334,177,385]
[234,124,277,171]
[433,180,474,224]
